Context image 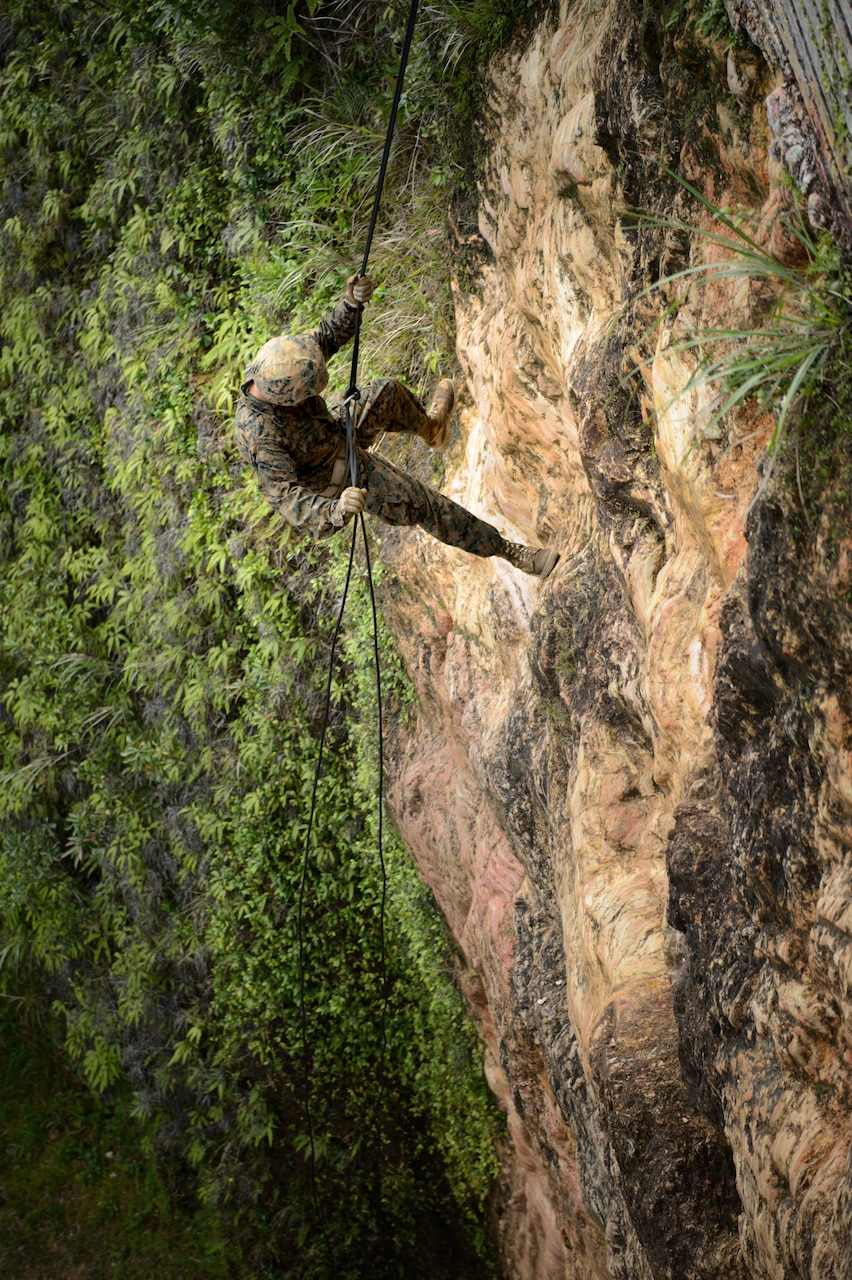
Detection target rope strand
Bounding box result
[346,0,421,407]
[297,528,357,1272]
[297,0,420,1263]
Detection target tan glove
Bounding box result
[337,487,367,517]
[345,273,374,308]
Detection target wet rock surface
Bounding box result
[376,1,852,1275]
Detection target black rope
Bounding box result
[359,511,388,1096]
[297,0,419,1264]
[345,0,421,482]
[297,528,357,1269]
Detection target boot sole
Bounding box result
[536,550,559,578]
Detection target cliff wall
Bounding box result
[377,2,852,1276]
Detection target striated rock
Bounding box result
[375,0,852,1275]
[725,0,852,248]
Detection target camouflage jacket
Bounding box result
[234,299,358,538]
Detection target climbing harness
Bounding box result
[296,0,420,1257]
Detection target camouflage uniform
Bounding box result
[234,300,505,556]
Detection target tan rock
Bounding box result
[377,0,852,1275]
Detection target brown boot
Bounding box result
[421,379,455,449]
[499,541,560,578]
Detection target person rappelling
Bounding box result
[234,273,559,577]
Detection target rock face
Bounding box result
[377,1,852,1276]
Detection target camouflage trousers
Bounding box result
[342,378,505,558]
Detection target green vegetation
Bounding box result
[652,0,737,47]
[632,175,852,475]
[1,1007,231,1277]
[0,0,539,1273]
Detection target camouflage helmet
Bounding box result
[248,334,329,406]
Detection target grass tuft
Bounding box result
[625,171,852,479]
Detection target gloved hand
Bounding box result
[345,273,374,308]
[337,486,368,517]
